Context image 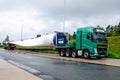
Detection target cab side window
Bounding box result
[91,34,93,42]
[87,33,90,40]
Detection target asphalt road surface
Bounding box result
[0,49,120,80]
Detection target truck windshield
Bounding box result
[94,33,107,44]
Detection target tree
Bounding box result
[106,25,111,32]
[2,35,10,46]
[106,22,120,36]
[72,32,76,39]
[112,25,118,36]
[115,22,120,36]
[5,35,9,42]
[68,34,72,40]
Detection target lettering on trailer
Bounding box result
[58,38,64,44]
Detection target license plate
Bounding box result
[100,55,105,57]
[98,46,106,48]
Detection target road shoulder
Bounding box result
[0,59,42,80]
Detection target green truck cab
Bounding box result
[57,26,108,59]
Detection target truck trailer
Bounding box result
[7,26,108,59]
[56,26,108,59]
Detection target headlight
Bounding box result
[94,48,98,54]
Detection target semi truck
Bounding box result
[56,26,108,59]
[3,42,16,50]
[7,26,108,59]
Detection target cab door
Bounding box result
[85,33,95,54]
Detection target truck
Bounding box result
[3,42,16,50]
[7,26,108,59]
[56,26,108,59]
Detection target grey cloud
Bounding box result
[25,0,120,23]
[0,0,120,42]
[1,0,120,19]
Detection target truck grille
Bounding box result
[97,48,107,55]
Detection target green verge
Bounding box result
[108,36,120,59]
[16,45,58,54]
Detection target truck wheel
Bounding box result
[83,50,90,59]
[96,57,102,59]
[60,49,65,57]
[71,50,77,58]
[66,49,71,57]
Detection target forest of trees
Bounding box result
[106,22,120,37]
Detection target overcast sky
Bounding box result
[0,0,120,42]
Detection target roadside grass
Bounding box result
[16,45,58,54]
[108,36,120,59]
[16,45,54,49]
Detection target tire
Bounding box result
[59,49,65,57]
[58,50,61,56]
[11,48,14,50]
[71,50,77,58]
[96,57,102,59]
[66,49,71,57]
[83,50,90,59]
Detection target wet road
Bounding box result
[0,50,120,80]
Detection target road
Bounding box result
[0,49,120,80]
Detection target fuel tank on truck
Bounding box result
[10,32,68,47]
